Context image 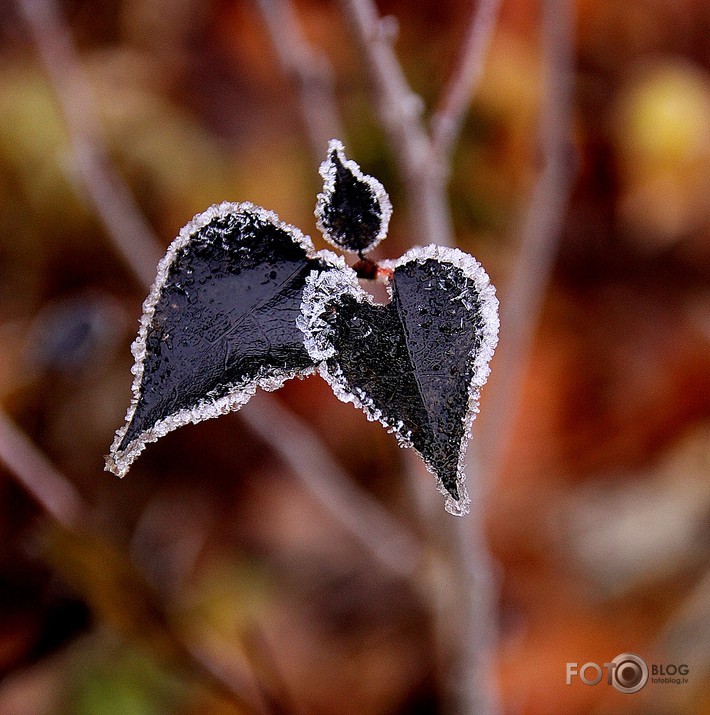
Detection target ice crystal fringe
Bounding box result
[107,142,499,517]
[106,202,328,478]
[315,139,393,254]
[300,244,499,516]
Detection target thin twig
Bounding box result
[241,391,421,579]
[450,482,502,714]
[431,0,502,164]
[405,449,502,715]
[337,0,430,171]
[478,0,576,479]
[0,408,88,529]
[334,3,507,713]
[337,0,454,247]
[338,0,503,249]
[255,0,346,162]
[15,0,163,288]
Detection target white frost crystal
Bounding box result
[107,141,500,520]
[106,202,330,478]
[315,139,393,254]
[299,244,499,516]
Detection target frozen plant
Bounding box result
[106,141,499,516]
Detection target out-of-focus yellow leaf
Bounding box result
[0,64,91,235]
[613,60,710,245]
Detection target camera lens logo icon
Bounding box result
[610,654,649,693]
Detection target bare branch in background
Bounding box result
[241,392,422,579]
[337,0,455,247]
[256,0,346,162]
[337,0,502,249]
[450,488,502,714]
[431,0,503,163]
[15,0,163,288]
[0,408,88,530]
[479,0,577,479]
[337,0,430,171]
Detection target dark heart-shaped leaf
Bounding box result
[315,139,392,255]
[106,202,343,477]
[299,245,499,515]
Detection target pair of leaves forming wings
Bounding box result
[106,141,499,516]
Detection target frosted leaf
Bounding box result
[315,139,392,255]
[106,202,341,478]
[300,245,499,516]
[297,259,361,363]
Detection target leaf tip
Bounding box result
[315,139,392,255]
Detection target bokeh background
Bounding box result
[0,0,709,713]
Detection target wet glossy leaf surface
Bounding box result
[110,205,334,474]
[315,140,391,254]
[313,252,496,510]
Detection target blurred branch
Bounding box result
[337,0,430,170]
[478,0,577,478]
[337,0,501,248]
[431,0,502,163]
[450,496,502,714]
[405,452,502,715]
[0,406,271,714]
[15,0,163,288]
[335,3,507,713]
[337,0,454,247]
[0,407,88,530]
[256,0,346,162]
[241,392,421,579]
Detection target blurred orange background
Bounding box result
[0,0,709,713]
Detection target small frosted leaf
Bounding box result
[315,139,392,255]
[300,246,499,516]
[107,202,341,478]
